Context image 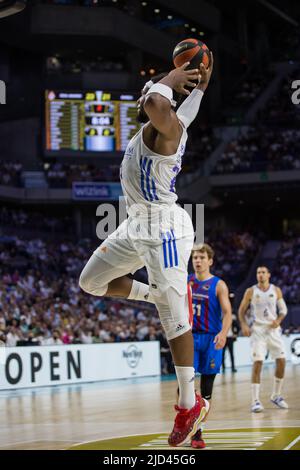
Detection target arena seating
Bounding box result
[272,235,300,305]
[0,160,23,187]
[214,127,300,174]
[257,68,300,127]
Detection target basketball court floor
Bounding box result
[0,364,299,451]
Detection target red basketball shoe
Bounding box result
[168,393,209,447]
[191,429,206,449]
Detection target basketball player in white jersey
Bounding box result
[238,266,288,413]
[79,56,214,446]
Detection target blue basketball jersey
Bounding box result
[188,274,223,334]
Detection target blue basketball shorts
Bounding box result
[193,332,223,375]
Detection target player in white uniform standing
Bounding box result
[238,266,288,413]
[79,56,214,446]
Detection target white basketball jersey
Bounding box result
[250,284,278,326]
[120,124,187,216]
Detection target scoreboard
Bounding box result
[45,90,140,155]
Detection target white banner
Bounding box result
[224,334,300,367]
[0,342,161,390]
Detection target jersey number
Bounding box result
[193,303,201,318]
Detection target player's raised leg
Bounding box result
[80,256,154,302]
[79,220,155,304]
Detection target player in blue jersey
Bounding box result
[188,243,232,448]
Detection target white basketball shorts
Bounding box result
[250,324,286,361]
[91,204,195,340]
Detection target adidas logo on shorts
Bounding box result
[175,323,185,332]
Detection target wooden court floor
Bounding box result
[0,364,299,450]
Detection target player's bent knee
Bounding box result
[79,269,108,296]
[155,300,191,341]
[154,286,191,341]
[79,270,88,292]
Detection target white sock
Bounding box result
[272,377,283,398]
[175,366,196,410]
[127,280,155,304]
[251,383,260,403]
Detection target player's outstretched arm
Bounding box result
[238,288,252,336]
[176,52,214,128]
[214,280,232,350]
[143,62,199,136]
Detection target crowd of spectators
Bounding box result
[0,234,173,373]
[211,66,300,175]
[0,215,299,368]
[283,324,300,335]
[0,219,260,350]
[258,69,300,127]
[271,28,300,62]
[44,130,218,186]
[46,56,125,74]
[181,128,218,175]
[214,127,300,174]
[45,163,121,188]
[220,64,275,125]
[0,206,73,235]
[0,202,298,368]
[231,74,271,108]
[272,235,300,304]
[0,160,23,187]
[205,230,262,290]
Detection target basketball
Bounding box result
[173,38,210,70]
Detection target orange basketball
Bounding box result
[173,38,210,70]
